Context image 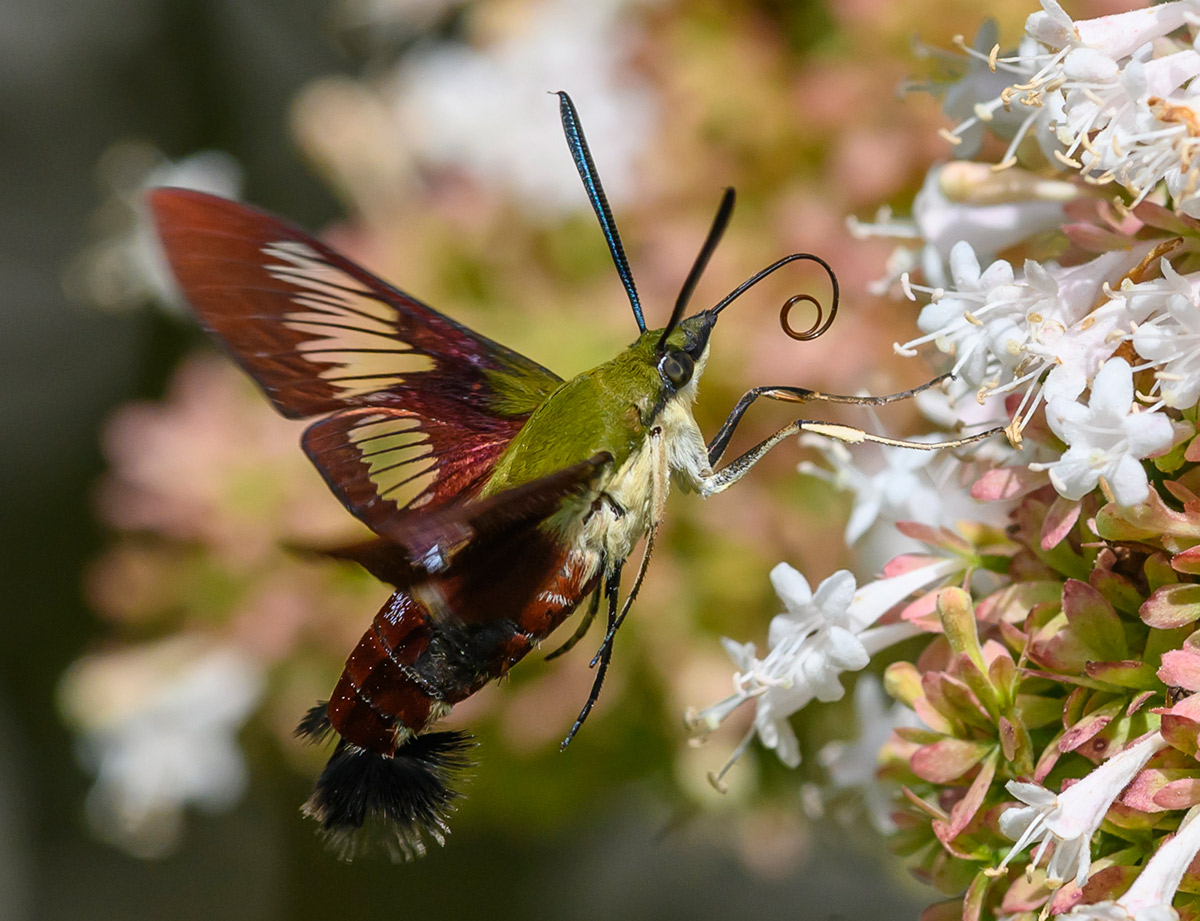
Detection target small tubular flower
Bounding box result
[1131,261,1200,409]
[1038,358,1175,505]
[997,732,1169,888]
[689,560,960,774]
[1061,804,1200,921]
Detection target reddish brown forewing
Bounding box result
[150,189,563,534]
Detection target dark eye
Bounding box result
[658,350,694,388]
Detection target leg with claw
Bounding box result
[707,374,955,466]
[704,415,1002,497]
[560,563,623,751]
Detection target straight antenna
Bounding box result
[556,91,646,332]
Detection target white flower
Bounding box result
[935,22,1033,157]
[900,243,1156,438]
[997,732,1168,888]
[59,639,264,858]
[818,675,921,834]
[1060,50,1200,213]
[849,163,1074,290]
[1131,262,1200,409]
[915,164,1073,283]
[903,241,1018,387]
[65,141,243,314]
[1061,804,1200,921]
[936,0,1200,212]
[1028,2,1189,63]
[799,435,942,545]
[689,560,959,775]
[1039,357,1175,505]
[389,0,654,214]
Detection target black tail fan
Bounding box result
[295,701,333,743]
[301,730,475,861]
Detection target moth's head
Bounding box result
[650,311,715,395]
[554,93,837,391]
[642,187,839,403]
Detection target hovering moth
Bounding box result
[151,92,986,859]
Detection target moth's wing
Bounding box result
[150,188,564,528]
[383,451,609,579]
[149,188,562,420]
[300,401,519,535]
[323,452,611,614]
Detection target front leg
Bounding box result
[706,374,955,467]
[702,417,1002,497]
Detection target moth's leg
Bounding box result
[544,587,602,661]
[561,563,622,751]
[702,417,1002,497]
[707,374,954,467]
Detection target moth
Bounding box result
[151,92,986,859]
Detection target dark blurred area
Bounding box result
[0,0,1023,916]
[4,1,338,916]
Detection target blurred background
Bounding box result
[1,0,1128,918]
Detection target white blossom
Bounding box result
[1058,50,1200,214]
[849,163,1074,290]
[689,560,959,775]
[59,639,264,858]
[933,21,1034,157]
[899,242,1157,438]
[1061,805,1200,921]
[799,435,942,545]
[997,732,1169,888]
[1131,261,1200,409]
[389,0,653,213]
[942,0,1198,185]
[1038,357,1175,505]
[899,240,1018,387]
[817,675,921,834]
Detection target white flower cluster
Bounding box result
[697,4,1200,917]
[302,0,655,215]
[853,1,1200,510]
[944,2,1200,208]
[688,560,956,781]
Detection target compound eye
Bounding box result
[658,350,694,388]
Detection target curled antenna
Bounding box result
[556,91,646,332]
[710,252,839,342]
[657,187,736,353]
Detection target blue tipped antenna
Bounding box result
[556,91,646,332]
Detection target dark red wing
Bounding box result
[322,452,612,587]
[301,401,519,534]
[150,188,561,420]
[150,188,564,529]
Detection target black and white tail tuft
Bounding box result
[295,701,334,743]
[301,730,474,861]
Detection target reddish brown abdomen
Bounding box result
[328,542,599,755]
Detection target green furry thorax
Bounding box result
[481,318,710,497]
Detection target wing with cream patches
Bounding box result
[315,452,613,590]
[302,401,522,533]
[150,188,568,530]
[149,188,562,420]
